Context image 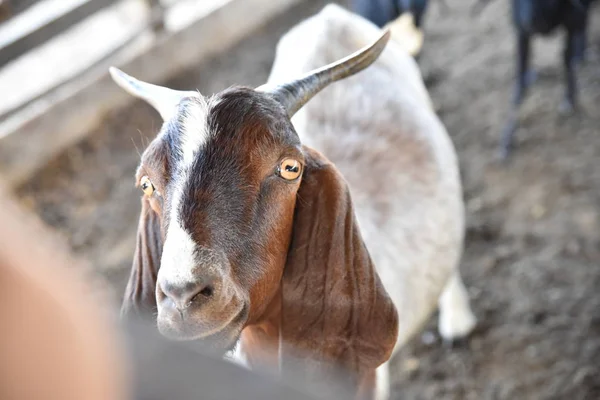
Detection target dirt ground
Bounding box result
[13,0,600,399]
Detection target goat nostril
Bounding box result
[199,285,214,298]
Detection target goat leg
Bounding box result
[513,32,531,105]
[500,31,530,160]
[408,0,430,28]
[573,27,587,64]
[559,30,582,115]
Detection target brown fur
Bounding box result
[280,147,398,396]
[121,196,163,319]
[121,88,398,398]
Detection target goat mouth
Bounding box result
[197,304,247,349]
[158,303,248,349]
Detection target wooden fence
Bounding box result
[0,0,303,188]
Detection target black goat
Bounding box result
[481,0,597,159]
[351,0,434,29]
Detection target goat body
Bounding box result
[267,5,476,399]
[499,0,596,158]
[113,19,399,400]
[112,5,475,399]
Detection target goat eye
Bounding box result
[140,176,155,196]
[278,158,302,181]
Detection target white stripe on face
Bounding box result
[159,97,210,286]
[160,219,198,285]
[179,96,210,169]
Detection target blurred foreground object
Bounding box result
[124,318,341,400]
[0,183,127,400]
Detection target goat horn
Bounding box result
[257,29,391,117]
[108,67,199,121]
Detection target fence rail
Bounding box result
[0,0,121,67]
[0,0,179,122]
[0,0,303,188]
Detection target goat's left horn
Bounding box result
[109,67,199,121]
[257,29,391,117]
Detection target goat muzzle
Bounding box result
[155,273,247,347]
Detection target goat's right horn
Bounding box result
[256,29,391,117]
[109,67,199,121]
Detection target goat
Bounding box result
[476,0,597,159]
[265,4,477,399]
[351,0,448,56]
[110,31,398,399]
[110,5,475,399]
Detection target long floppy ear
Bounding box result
[280,147,399,397]
[121,197,163,321]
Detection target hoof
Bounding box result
[497,144,512,162]
[558,98,577,116]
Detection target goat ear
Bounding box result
[121,197,163,321]
[280,147,399,395]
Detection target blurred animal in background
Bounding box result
[351,0,449,56]
[268,4,476,399]
[110,27,398,400]
[476,0,597,159]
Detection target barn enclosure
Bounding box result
[1,0,599,398]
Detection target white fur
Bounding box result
[157,98,210,296]
[224,345,250,370]
[266,5,477,398]
[159,220,197,297]
[375,364,390,400]
[179,97,210,169]
[438,271,477,340]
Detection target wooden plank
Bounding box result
[0,0,304,188]
[0,0,151,122]
[0,0,120,67]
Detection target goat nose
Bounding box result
[158,278,215,310]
